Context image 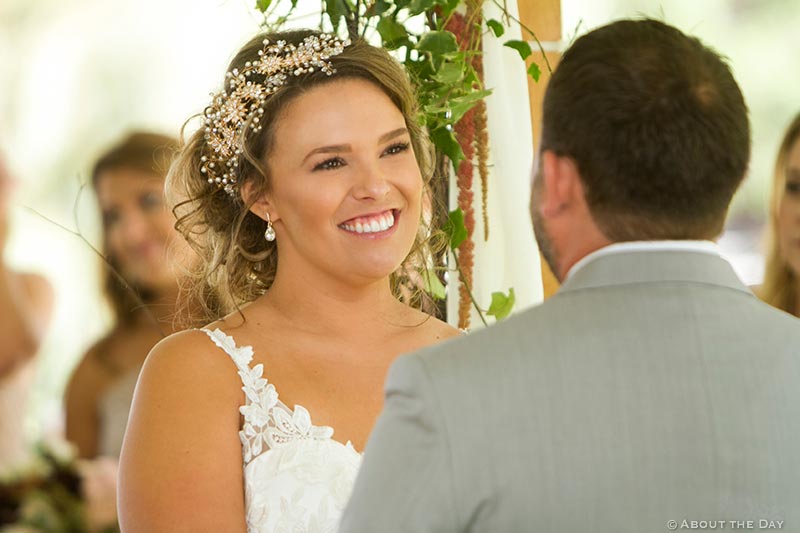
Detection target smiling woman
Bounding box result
[263,77,424,286]
[64,132,193,461]
[117,30,460,533]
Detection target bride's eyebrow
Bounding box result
[378,127,410,143]
[303,144,350,164]
[301,127,409,164]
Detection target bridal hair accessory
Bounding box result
[201,33,351,196]
[264,213,276,242]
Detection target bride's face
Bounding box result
[262,77,423,286]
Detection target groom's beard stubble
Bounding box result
[530,171,562,283]
[532,208,562,284]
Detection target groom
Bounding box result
[341,18,800,532]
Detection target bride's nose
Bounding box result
[352,163,390,200]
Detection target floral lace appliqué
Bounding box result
[266,405,334,448]
[200,328,362,533]
[203,328,339,463]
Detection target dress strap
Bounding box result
[200,327,279,463]
[199,327,354,465]
[200,327,255,374]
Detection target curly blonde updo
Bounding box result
[168,29,446,323]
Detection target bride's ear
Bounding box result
[241,180,279,223]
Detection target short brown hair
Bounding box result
[541,19,750,240]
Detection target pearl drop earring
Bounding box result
[264,213,276,242]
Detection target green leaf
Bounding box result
[504,39,532,61]
[404,57,434,82]
[255,0,271,11]
[430,126,465,169]
[407,0,435,15]
[365,0,392,17]
[527,61,542,82]
[486,19,505,37]
[487,288,516,321]
[463,67,477,84]
[421,269,447,300]
[324,0,350,30]
[417,31,459,56]
[455,88,493,105]
[447,88,492,124]
[444,208,468,250]
[431,62,464,84]
[440,0,460,17]
[377,17,409,49]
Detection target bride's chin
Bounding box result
[342,260,405,285]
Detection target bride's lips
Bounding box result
[338,209,399,239]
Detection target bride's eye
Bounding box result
[314,157,346,171]
[383,142,410,156]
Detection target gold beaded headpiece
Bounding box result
[201,33,351,196]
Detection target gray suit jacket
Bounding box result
[340,250,800,532]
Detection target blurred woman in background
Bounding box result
[65,132,192,459]
[759,113,800,317]
[0,152,53,474]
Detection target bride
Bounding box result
[117,30,460,531]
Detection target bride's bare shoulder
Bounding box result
[429,316,462,340]
[137,328,243,404]
[403,308,461,343]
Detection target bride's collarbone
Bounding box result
[238,321,429,363]
[211,316,450,412]
[261,344,392,394]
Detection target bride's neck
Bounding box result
[261,271,406,337]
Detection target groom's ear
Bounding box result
[540,150,582,219]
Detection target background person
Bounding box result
[0,152,53,474]
[65,131,191,460]
[758,112,800,317]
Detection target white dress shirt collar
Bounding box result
[565,240,720,281]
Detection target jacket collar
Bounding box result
[558,249,751,295]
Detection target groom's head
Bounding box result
[530,19,750,280]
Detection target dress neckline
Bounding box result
[200,327,363,455]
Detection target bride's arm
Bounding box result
[118,330,247,533]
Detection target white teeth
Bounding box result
[340,211,397,234]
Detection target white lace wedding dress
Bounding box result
[201,328,362,533]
